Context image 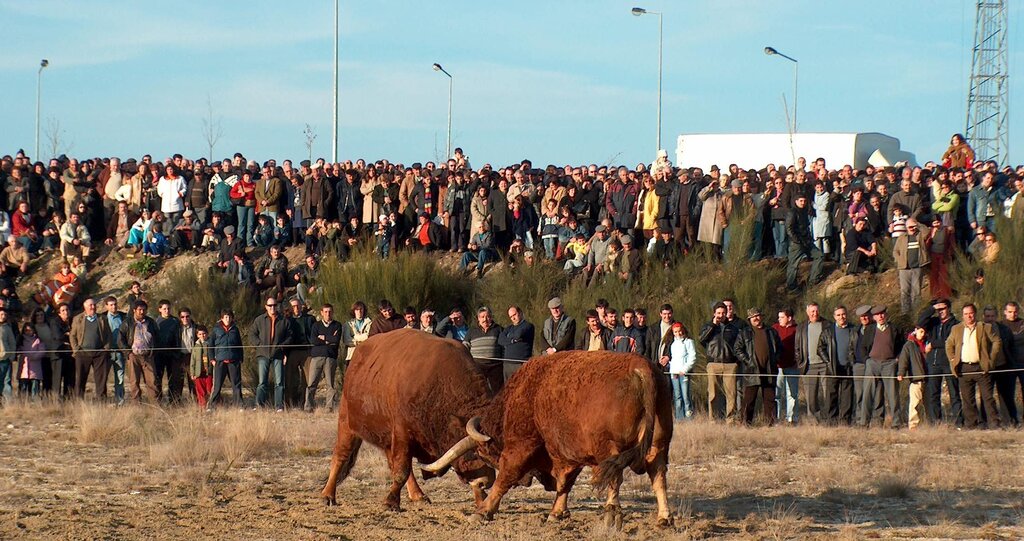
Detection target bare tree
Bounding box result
[304,124,318,161]
[201,94,224,161]
[43,116,73,158]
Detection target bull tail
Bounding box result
[592,366,656,492]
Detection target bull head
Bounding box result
[421,417,490,474]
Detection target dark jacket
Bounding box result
[785,205,814,249]
[289,312,315,349]
[498,321,535,360]
[70,312,112,353]
[857,323,905,362]
[741,324,782,375]
[250,312,293,359]
[610,325,646,356]
[542,315,576,352]
[818,322,858,376]
[368,313,404,336]
[699,320,751,371]
[897,340,928,382]
[310,319,343,359]
[211,322,243,362]
[794,319,831,374]
[576,326,612,351]
[154,316,181,352]
[117,316,158,355]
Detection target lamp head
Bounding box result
[631,7,646,16]
[40,59,49,68]
[764,47,777,56]
[432,63,442,71]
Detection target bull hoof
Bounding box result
[383,501,402,512]
[544,511,570,523]
[410,495,432,505]
[656,516,674,528]
[321,495,336,506]
[602,506,623,531]
[466,513,489,524]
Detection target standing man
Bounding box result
[542,297,576,355]
[368,299,404,336]
[577,310,612,351]
[795,302,830,423]
[287,299,315,408]
[153,299,181,403]
[177,307,199,403]
[982,305,1017,426]
[858,306,904,428]
[251,297,293,412]
[648,304,676,365]
[818,305,856,425]
[70,298,112,400]
[464,307,504,394]
[922,298,962,426]
[118,300,159,402]
[610,308,646,356]
[305,303,342,413]
[785,194,825,291]
[0,309,16,403]
[497,305,534,382]
[945,303,1002,429]
[740,308,781,425]
[1000,301,1024,425]
[103,297,127,405]
[893,218,929,313]
[699,302,750,423]
[773,308,799,424]
[851,305,874,418]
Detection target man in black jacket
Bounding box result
[921,298,962,426]
[699,302,751,423]
[305,303,342,412]
[818,305,857,425]
[740,308,781,425]
[497,305,534,382]
[251,297,293,411]
[153,299,182,403]
[785,194,824,291]
[858,305,905,428]
[576,310,612,351]
[669,170,700,253]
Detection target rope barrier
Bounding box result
[473,356,1024,380]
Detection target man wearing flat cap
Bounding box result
[739,307,781,425]
[920,298,962,426]
[542,297,575,355]
[857,305,905,428]
[850,304,873,415]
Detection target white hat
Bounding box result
[657,149,668,159]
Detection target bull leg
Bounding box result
[474,453,533,522]
[545,466,582,523]
[320,405,362,506]
[596,467,624,531]
[646,452,673,527]
[383,435,414,511]
[405,474,431,504]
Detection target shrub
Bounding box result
[127,255,161,279]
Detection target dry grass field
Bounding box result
[0,402,1022,540]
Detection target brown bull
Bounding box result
[321,329,495,510]
[424,351,673,528]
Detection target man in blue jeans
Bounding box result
[103,297,127,405]
[250,297,292,412]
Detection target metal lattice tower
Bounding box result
[965,0,1009,165]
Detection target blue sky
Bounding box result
[1,0,1022,167]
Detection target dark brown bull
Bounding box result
[321,329,495,510]
[424,351,674,527]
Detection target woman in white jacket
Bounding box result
[667,322,696,419]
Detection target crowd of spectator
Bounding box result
[0,135,1021,427]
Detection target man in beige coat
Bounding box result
[945,303,1002,429]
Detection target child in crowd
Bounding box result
[889,204,908,238]
[190,325,213,409]
[375,213,394,259]
[273,215,292,247]
[253,214,274,248]
[18,322,46,398]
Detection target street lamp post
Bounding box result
[764,46,798,134]
[432,63,453,160]
[36,59,49,159]
[632,7,663,153]
[332,0,339,162]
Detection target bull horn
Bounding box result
[466,417,491,443]
[421,436,477,473]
